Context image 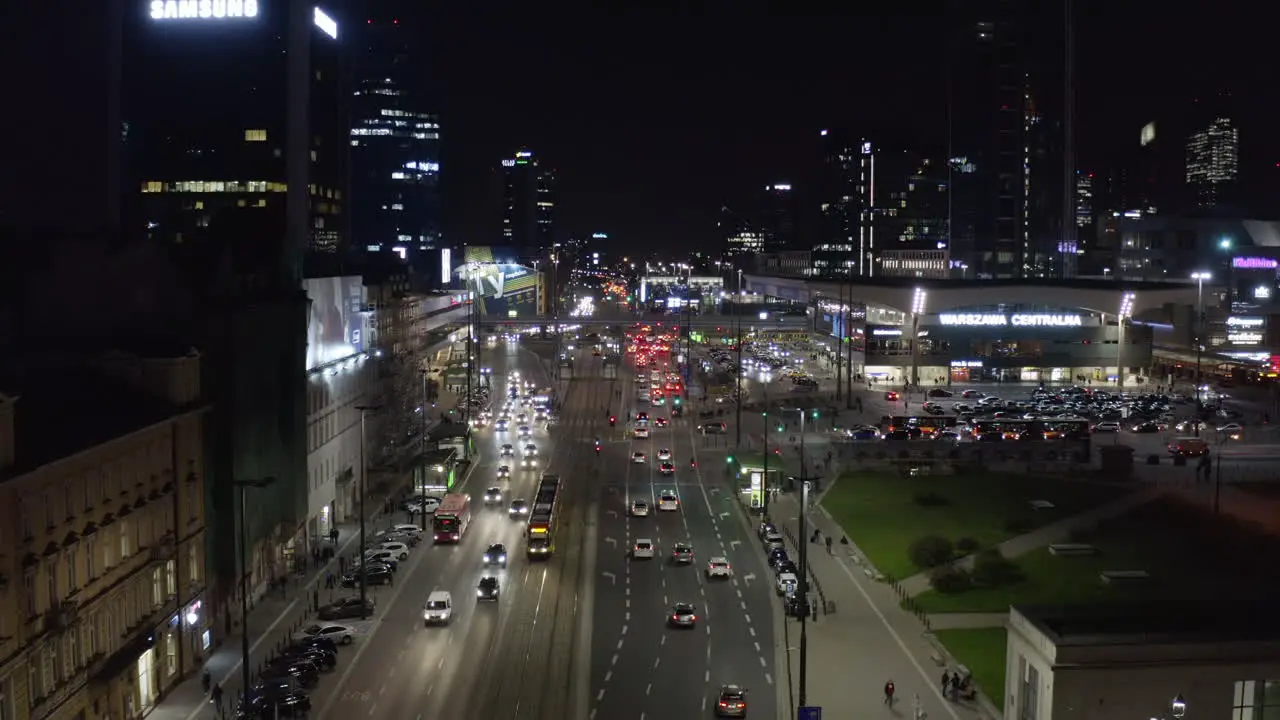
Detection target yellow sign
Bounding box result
[756,330,810,343]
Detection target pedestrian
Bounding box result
[884,680,895,705]
[913,693,924,719]
[211,682,224,716]
[941,670,951,697]
[825,536,833,555]
[201,668,211,693]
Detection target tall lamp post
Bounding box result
[355,404,381,618]
[1117,292,1136,389]
[909,287,928,389]
[1191,272,1211,432]
[735,269,744,449]
[796,478,812,711]
[234,477,274,707]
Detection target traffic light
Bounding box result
[727,455,735,464]
[811,409,819,419]
[777,424,784,433]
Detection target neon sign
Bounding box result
[1232,257,1278,270]
[1227,317,1264,328]
[937,313,1083,327]
[149,0,259,19]
[1228,332,1263,345]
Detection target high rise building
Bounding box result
[718,206,762,262]
[127,1,348,261]
[813,129,857,277]
[854,142,952,278]
[1185,118,1239,207]
[350,13,442,259]
[760,183,798,252]
[948,0,1030,278]
[501,149,554,257]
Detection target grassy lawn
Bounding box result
[913,496,1280,612]
[934,628,1008,702]
[820,470,1132,580]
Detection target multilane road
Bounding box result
[306,340,586,720]
[590,358,779,720]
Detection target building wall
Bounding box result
[306,358,375,537]
[0,361,207,720]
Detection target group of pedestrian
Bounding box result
[941,668,976,702]
[202,670,225,716]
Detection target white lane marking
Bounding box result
[611,653,618,665]
[621,624,628,635]
[379,684,386,696]
[625,611,630,621]
[645,683,652,696]
[617,638,624,650]
[367,703,377,716]
[758,657,767,667]
[654,657,661,669]
[765,672,774,685]
[705,669,710,682]
[754,641,761,653]
[748,626,756,637]
[604,670,612,683]
[596,689,605,701]
[744,613,752,624]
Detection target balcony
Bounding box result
[45,600,79,632]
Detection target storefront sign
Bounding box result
[950,360,983,368]
[149,0,258,19]
[1228,332,1264,345]
[1226,317,1264,328]
[938,313,1083,327]
[1232,257,1279,270]
[871,328,902,336]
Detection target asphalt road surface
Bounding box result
[308,338,586,720]
[590,358,779,720]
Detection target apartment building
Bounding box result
[0,351,207,720]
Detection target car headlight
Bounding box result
[499,555,507,562]
[477,590,484,597]
[483,555,490,562]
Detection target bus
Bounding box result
[432,493,471,543]
[880,415,959,436]
[971,418,1091,442]
[527,474,562,559]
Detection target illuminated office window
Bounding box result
[244,129,268,142]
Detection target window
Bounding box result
[1231,680,1280,719]
[22,574,35,617]
[64,484,74,520]
[43,490,54,528]
[45,561,58,608]
[1017,657,1039,720]
[41,645,54,696]
[188,545,200,584]
[85,536,97,579]
[166,631,177,676]
[19,500,32,540]
[0,674,13,720]
[166,560,176,598]
[65,549,77,594]
[152,568,163,607]
[26,663,38,706]
[119,521,131,560]
[61,635,73,679]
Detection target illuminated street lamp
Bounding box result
[1190,272,1211,431]
[910,288,928,388]
[1171,693,1187,718]
[1116,292,1136,388]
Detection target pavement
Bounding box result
[590,356,780,719]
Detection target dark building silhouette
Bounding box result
[502,149,555,258]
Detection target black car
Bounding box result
[278,644,337,671]
[483,543,508,568]
[477,576,500,602]
[714,685,749,717]
[756,521,777,540]
[340,566,392,588]
[235,691,312,719]
[767,549,790,570]
[774,559,798,576]
[261,659,319,688]
[291,635,338,654]
[318,596,375,621]
[928,388,955,398]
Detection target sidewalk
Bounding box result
[762,489,993,720]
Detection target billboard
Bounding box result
[455,247,540,318]
[305,276,366,370]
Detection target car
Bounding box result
[705,557,733,579]
[340,565,392,588]
[670,542,694,564]
[636,412,649,422]
[629,500,650,517]
[477,577,500,602]
[237,690,312,719]
[423,591,453,626]
[1218,423,1244,439]
[714,685,749,717]
[509,499,530,517]
[633,426,650,438]
[631,452,647,463]
[497,465,511,480]
[403,495,441,514]
[260,658,320,688]
[774,559,798,576]
[657,492,679,511]
[290,635,338,654]
[386,523,423,539]
[317,596,374,621]
[776,572,799,597]
[294,623,356,645]
[523,443,538,456]
[767,548,790,570]
[378,542,410,560]
[484,487,503,503]
[885,391,900,401]
[362,549,399,569]
[275,644,336,671]
[667,602,698,628]
[654,417,668,428]
[1093,421,1122,433]
[762,531,785,551]
[518,425,533,438]
[757,521,778,540]
[495,420,509,431]
[483,543,508,567]
[500,444,514,457]
[658,462,675,476]
[521,455,538,469]
[632,539,655,559]
[656,448,673,461]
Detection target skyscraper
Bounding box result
[948,0,1029,278]
[350,13,442,259]
[502,149,554,257]
[1185,118,1239,207]
[760,183,798,252]
[814,129,857,276]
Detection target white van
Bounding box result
[423,591,453,626]
[390,524,423,537]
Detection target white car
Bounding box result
[387,524,422,538]
[363,549,399,568]
[523,444,538,457]
[484,487,503,503]
[658,493,679,511]
[423,591,453,626]
[521,456,538,469]
[705,557,733,580]
[632,539,655,559]
[634,426,650,439]
[500,444,514,457]
[378,542,410,560]
[294,623,356,645]
[776,572,799,597]
[630,500,650,517]
[1093,422,1121,433]
[656,448,672,461]
[632,452,647,463]
[518,425,532,438]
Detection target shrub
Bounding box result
[971,548,1022,587]
[912,491,950,508]
[956,536,980,553]
[908,535,955,569]
[929,565,971,593]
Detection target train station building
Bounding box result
[743,275,1199,387]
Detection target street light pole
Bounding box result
[1191,272,1210,433]
[834,279,844,403]
[761,383,770,521]
[356,405,381,618]
[735,269,744,449]
[1117,292,1136,390]
[797,478,811,710]
[235,477,273,708]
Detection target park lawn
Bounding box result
[934,628,1008,703]
[913,495,1280,612]
[820,470,1131,580]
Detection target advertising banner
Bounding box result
[455,246,540,318]
[305,276,366,370]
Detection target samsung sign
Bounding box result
[938,313,1084,327]
[150,0,259,19]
